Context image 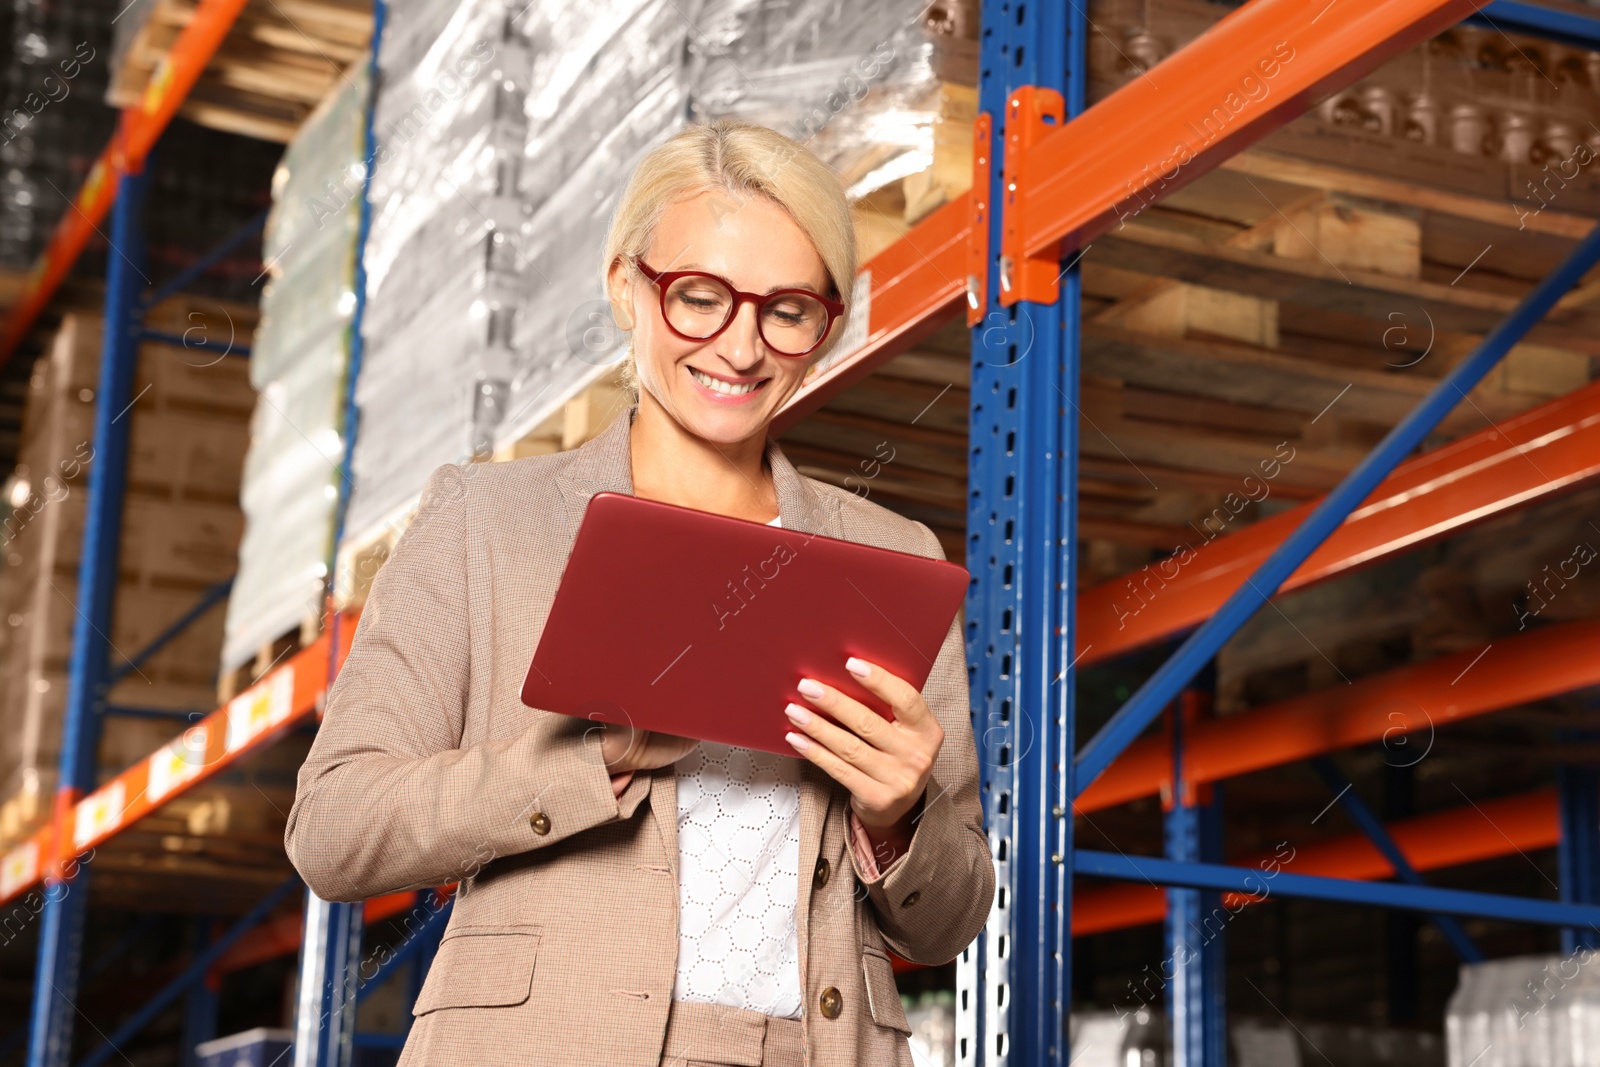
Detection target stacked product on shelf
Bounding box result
[338,0,976,587]
[505,0,977,443]
[0,308,254,846]
[681,0,978,227]
[1447,952,1600,1067]
[488,0,706,460]
[343,0,534,553]
[1069,1010,1443,1066]
[221,65,367,678]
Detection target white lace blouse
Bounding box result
[673,738,806,1017]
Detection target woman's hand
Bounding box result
[782,656,943,852]
[598,724,700,774]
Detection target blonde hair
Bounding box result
[600,119,858,401]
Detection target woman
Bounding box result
[285,118,994,1067]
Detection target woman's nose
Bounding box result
[716,299,766,367]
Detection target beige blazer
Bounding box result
[284,404,995,1067]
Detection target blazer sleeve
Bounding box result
[284,463,651,902]
[844,519,996,965]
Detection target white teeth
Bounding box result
[690,367,760,396]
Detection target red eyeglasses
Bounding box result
[631,256,845,358]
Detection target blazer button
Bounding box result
[901,890,921,907]
[530,811,551,835]
[819,986,842,1019]
[814,858,830,888]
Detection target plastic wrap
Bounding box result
[221,68,365,671]
[341,0,971,553]
[498,0,969,448]
[683,0,973,196]
[416,0,696,475]
[342,0,534,542]
[1448,952,1600,1067]
[1066,1009,1170,1067]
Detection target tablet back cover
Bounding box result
[521,492,969,756]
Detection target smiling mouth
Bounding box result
[689,367,766,396]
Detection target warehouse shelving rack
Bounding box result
[3,0,1600,1065]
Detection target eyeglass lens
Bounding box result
[662,275,828,355]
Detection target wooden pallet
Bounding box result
[215,608,323,705]
[492,369,632,463]
[109,0,372,143]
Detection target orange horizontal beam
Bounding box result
[1079,380,1600,666]
[0,0,250,368]
[0,613,359,910]
[1073,787,1558,935]
[1078,620,1600,815]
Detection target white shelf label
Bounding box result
[1,841,38,898]
[74,781,127,849]
[225,667,296,754]
[148,722,211,803]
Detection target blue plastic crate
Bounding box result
[194,1028,401,1067]
[194,1028,292,1067]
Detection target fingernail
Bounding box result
[785,702,812,725]
[786,731,810,751]
[845,657,870,679]
[798,678,825,699]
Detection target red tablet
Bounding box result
[521,491,969,757]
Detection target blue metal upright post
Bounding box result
[1557,762,1600,956]
[26,161,153,1067]
[962,0,1083,1063]
[1165,683,1225,1067]
[179,919,220,1067]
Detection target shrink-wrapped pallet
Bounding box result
[220,67,367,672]
[342,0,534,545]
[339,0,974,573]
[1448,952,1600,1067]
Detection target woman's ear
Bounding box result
[605,256,636,331]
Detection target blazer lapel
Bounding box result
[551,404,845,890]
[550,403,637,548]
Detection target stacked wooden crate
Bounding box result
[0,306,254,848]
